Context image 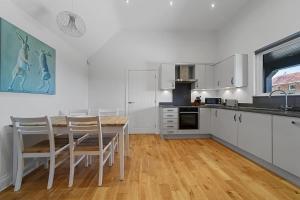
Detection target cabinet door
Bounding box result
[210,109,219,136]
[205,65,214,89]
[238,112,272,162]
[199,108,211,134]
[218,109,238,145]
[193,65,206,89]
[213,64,221,89]
[160,64,175,90]
[273,116,300,177]
[222,56,235,88]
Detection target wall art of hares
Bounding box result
[0,18,56,95]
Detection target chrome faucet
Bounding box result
[269,89,291,111]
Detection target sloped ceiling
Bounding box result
[12,0,249,58]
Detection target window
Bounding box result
[270,65,300,93]
[261,37,300,93]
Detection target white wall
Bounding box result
[0,1,88,190]
[217,0,300,103]
[88,30,217,112]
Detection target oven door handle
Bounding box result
[179,112,199,114]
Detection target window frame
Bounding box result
[255,37,300,96]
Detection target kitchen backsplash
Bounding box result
[253,95,300,108]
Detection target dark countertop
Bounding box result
[159,102,300,118]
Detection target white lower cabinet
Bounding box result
[199,108,211,134]
[237,112,272,163]
[273,116,300,177]
[217,109,238,146]
[210,109,220,137]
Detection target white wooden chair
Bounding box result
[67,116,114,187]
[11,116,69,191]
[98,109,120,161]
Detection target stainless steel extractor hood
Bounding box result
[175,64,197,83]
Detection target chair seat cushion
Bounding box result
[23,138,69,153]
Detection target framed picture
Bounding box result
[0,18,56,95]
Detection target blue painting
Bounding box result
[0,18,56,95]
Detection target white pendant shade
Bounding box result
[56,11,86,37]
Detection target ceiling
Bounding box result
[12,0,249,58]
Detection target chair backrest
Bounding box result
[69,109,89,116]
[66,116,103,152]
[98,108,119,116]
[10,116,54,153]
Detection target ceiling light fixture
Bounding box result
[125,0,129,4]
[211,3,216,8]
[56,0,86,37]
[169,1,173,6]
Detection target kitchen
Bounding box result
[0,0,300,199]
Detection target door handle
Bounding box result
[128,101,135,104]
[238,114,242,123]
[234,114,236,122]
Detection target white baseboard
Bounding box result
[0,174,11,192]
[0,159,45,192]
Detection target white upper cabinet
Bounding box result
[160,64,175,90]
[213,54,248,89]
[193,65,206,89]
[193,65,214,90]
[205,66,215,89]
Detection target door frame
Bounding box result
[125,67,159,134]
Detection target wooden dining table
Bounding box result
[12,116,129,185]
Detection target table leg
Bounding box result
[119,127,124,180]
[125,123,129,157]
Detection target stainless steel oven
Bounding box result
[179,107,199,130]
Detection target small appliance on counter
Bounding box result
[225,99,239,107]
[205,98,222,105]
[192,96,201,106]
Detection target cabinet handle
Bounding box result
[215,110,218,117]
[231,77,234,85]
[167,120,174,122]
[234,114,237,122]
[291,121,299,125]
[217,81,220,87]
[239,114,242,123]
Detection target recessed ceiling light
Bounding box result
[211,3,215,8]
[169,1,173,6]
[125,0,129,4]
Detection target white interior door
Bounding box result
[127,70,157,133]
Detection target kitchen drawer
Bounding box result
[163,113,178,119]
[161,130,178,135]
[162,108,178,113]
[163,118,178,124]
[162,123,178,130]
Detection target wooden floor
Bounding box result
[1,135,300,200]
